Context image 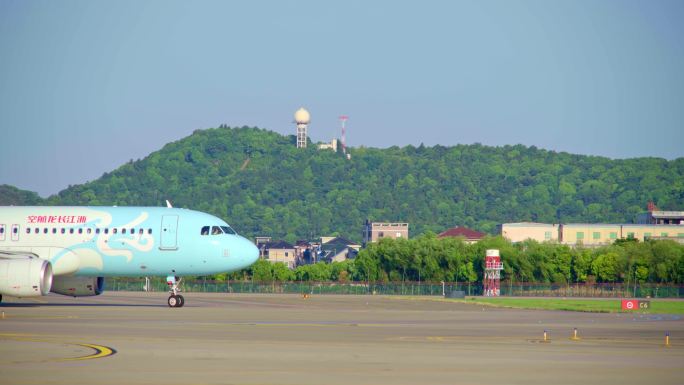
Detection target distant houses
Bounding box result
[256,239,296,269]
[257,236,362,268]
[252,203,684,270]
[255,220,497,269]
[319,237,361,263]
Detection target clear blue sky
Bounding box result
[1,0,683,197]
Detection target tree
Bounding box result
[591,252,620,282]
[251,260,274,282]
[272,262,294,281]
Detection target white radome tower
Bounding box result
[294,107,310,148]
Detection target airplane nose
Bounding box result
[237,236,259,267]
[246,239,259,265]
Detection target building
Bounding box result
[319,237,361,262]
[438,226,486,244]
[558,224,622,246]
[294,240,319,266]
[260,240,296,269]
[499,222,684,246]
[255,236,271,260]
[560,224,684,245]
[637,206,684,225]
[497,222,560,243]
[318,138,338,152]
[255,236,271,246]
[362,220,409,245]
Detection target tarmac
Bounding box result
[1,292,682,385]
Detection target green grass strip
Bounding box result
[460,297,684,315]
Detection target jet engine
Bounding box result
[0,257,53,297]
[51,276,104,297]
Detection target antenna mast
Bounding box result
[339,115,349,158]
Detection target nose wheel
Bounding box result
[167,294,185,308]
[166,275,185,308]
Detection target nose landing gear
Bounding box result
[166,276,185,308]
[167,294,184,307]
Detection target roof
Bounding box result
[262,240,294,249]
[562,223,684,228]
[500,222,558,227]
[371,222,409,227]
[438,226,486,239]
[322,237,358,246]
[649,211,684,218]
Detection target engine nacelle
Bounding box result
[0,257,53,297]
[51,276,104,297]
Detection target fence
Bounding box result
[105,278,684,298]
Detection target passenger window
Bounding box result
[201,226,210,235]
[44,228,48,234]
[148,229,152,234]
[211,226,222,235]
[35,228,39,234]
[78,228,83,234]
[52,228,57,234]
[122,229,127,234]
[0,227,3,234]
[95,228,101,234]
[61,228,66,234]
[139,229,144,234]
[130,228,134,234]
[113,228,118,234]
[86,228,91,234]
[69,228,74,234]
[26,228,31,234]
[104,228,109,234]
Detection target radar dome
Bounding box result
[294,108,310,124]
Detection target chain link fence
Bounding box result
[105,278,683,298]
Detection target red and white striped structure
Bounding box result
[339,115,348,156]
[483,249,503,296]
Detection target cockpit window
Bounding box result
[221,226,237,235]
[201,225,238,236]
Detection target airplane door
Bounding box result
[11,224,20,242]
[160,215,178,250]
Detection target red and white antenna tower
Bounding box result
[339,115,348,157]
[483,249,503,296]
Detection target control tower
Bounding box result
[294,107,310,148]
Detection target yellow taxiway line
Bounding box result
[0,333,116,361]
[60,343,117,361]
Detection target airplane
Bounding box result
[0,205,259,307]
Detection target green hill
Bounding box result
[0,184,44,206]
[22,126,684,243]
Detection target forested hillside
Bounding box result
[17,126,684,242]
[0,185,44,206]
